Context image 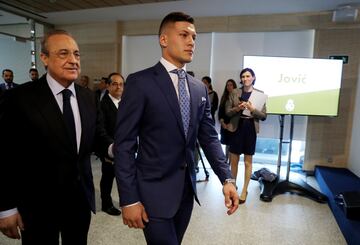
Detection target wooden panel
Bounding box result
[118,19,159,35]
[304,28,360,170]
[78,43,118,84]
[6,0,178,13]
[56,22,118,44]
[10,0,57,12]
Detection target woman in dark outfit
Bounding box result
[226,68,267,203]
[218,79,237,163]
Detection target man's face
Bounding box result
[2,71,13,83]
[79,76,89,87]
[40,34,81,87]
[98,79,107,90]
[29,71,39,81]
[108,75,124,99]
[160,21,196,68]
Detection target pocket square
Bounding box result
[201,97,206,102]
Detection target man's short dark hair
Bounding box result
[107,72,124,84]
[202,76,212,84]
[158,12,194,37]
[41,29,72,55]
[2,69,13,76]
[29,68,38,73]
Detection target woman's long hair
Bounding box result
[220,79,237,107]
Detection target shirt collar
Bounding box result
[46,73,76,97]
[108,93,120,104]
[160,57,186,73]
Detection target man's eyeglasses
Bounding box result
[110,82,124,87]
[46,50,81,60]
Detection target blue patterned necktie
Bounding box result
[62,89,77,151]
[172,69,190,137]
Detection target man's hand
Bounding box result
[122,203,149,229]
[223,183,239,215]
[0,213,24,239]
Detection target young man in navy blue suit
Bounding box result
[114,12,239,244]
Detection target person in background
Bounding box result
[99,72,124,216]
[78,75,90,89]
[114,12,239,245]
[1,69,18,91]
[218,79,237,164]
[202,76,218,122]
[226,68,267,203]
[28,68,39,82]
[95,77,109,101]
[0,30,113,244]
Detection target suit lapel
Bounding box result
[76,86,92,157]
[153,63,185,138]
[187,75,199,141]
[104,94,118,113]
[34,77,75,153]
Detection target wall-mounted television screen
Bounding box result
[243,55,343,116]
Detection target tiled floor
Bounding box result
[0,156,346,245]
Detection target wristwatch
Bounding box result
[223,178,236,186]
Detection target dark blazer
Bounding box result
[0,75,112,214]
[225,88,267,133]
[95,89,108,101]
[100,94,118,139]
[0,82,19,91]
[114,62,232,218]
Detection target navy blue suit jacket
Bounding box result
[114,62,232,218]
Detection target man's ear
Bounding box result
[159,34,168,48]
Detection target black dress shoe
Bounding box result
[102,206,121,216]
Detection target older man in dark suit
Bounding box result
[0,30,112,245]
[114,12,239,245]
[99,72,124,216]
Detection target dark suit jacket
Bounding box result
[100,94,118,140]
[0,74,112,214]
[0,82,19,91]
[114,62,232,218]
[95,89,108,101]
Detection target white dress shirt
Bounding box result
[108,94,120,109]
[160,57,190,97]
[47,73,82,152]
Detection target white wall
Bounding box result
[348,68,360,177]
[0,34,32,84]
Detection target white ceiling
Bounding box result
[1,0,360,25]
